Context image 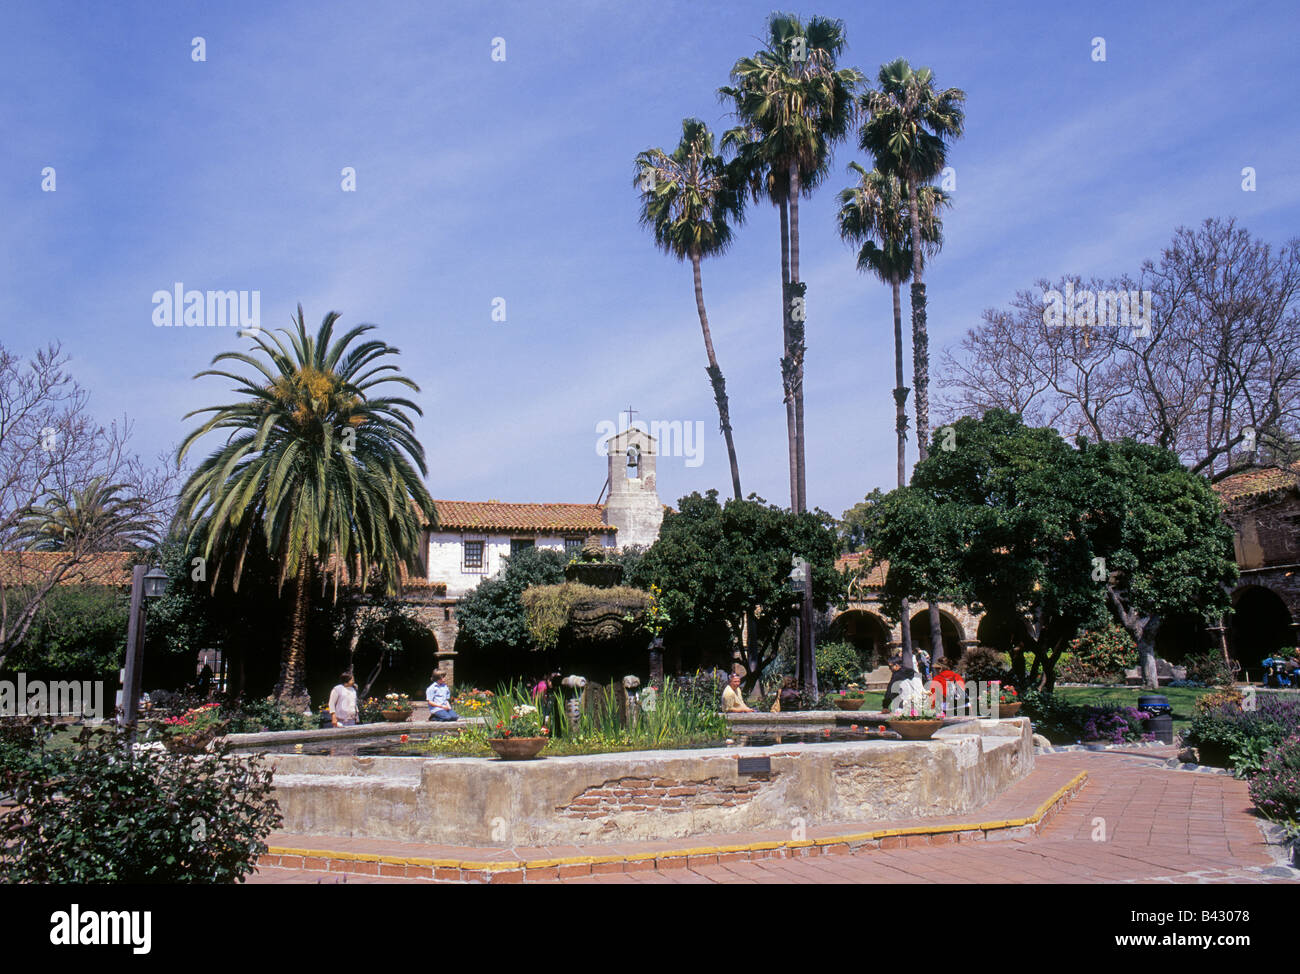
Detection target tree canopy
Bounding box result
[864,410,1237,689]
[640,490,842,685]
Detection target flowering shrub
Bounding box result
[1248,735,1300,822]
[1058,625,1137,684]
[491,703,548,739]
[998,684,1019,705]
[0,725,280,883]
[162,702,223,734]
[1184,697,1300,769]
[451,688,493,714]
[838,683,866,700]
[1081,707,1152,745]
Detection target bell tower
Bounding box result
[603,424,662,549]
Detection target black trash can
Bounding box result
[1139,695,1174,743]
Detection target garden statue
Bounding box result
[561,675,587,732]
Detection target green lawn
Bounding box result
[1052,686,1212,735]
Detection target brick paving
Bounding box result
[249,749,1299,885]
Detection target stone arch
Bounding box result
[828,609,892,667]
[1229,585,1294,672]
[909,608,965,661]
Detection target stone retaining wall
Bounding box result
[266,718,1033,846]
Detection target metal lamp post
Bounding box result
[119,565,169,736]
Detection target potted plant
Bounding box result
[994,684,1021,718]
[488,703,550,760]
[381,693,413,722]
[885,696,945,741]
[834,684,867,711]
[161,702,228,753]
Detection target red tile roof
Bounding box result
[1212,463,1300,506]
[430,500,614,534]
[0,551,137,588]
[837,551,888,590]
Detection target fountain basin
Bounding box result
[265,717,1032,846]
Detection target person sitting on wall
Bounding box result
[329,672,359,727]
[722,673,754,713]
[426,671,460,721]
[882,655,924,713]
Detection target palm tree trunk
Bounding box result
[788,161,816,702]
[691,252,743,502]
[892,279,908,487]
[275,556,312,702]
[908,179,930,462]
[892,276,915,671]
[779,197,798,511]
[788,162,807,515]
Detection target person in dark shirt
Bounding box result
[882,655,920,712]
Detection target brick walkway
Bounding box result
[249,749,1299,884]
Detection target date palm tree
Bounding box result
[635,118,745,501]
[17,476,157,552]
[860,58,964,662]
[837,162,947,667]
[175,306,435,701]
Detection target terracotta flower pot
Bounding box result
[164,721,228,754]
[885,719,944,741]
[382,709,412,723]
[834,698,865,711]
[488,736,548,760]
[995,702,1022,718]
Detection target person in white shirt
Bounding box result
[426,671,460,721]
[328,672,359,726]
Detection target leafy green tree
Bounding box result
[454,547,567,654]
[174,307,434,701]
[640,491,842,690]
[635,118,746,500]
[865,411,1236,690]
[1076,437,1238,686]
[2,585,128,679]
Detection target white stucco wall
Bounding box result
[426,531,615,597]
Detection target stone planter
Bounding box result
[833,698,866,711]
[488,736,548,760]
[381,709,412,723]
[886,719,943,741]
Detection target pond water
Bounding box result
[251,725,902,757]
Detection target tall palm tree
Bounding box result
[859,59,965,465]
[860,59,964,663]
[635,118,745,501]
[17,476,157,552]
[721,12,861,701]
[721,12,862,515]
[175,306,435,701]
[837,163,947,667]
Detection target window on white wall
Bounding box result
[463,540,484,570]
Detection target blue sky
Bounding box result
[2,0,1297,520]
